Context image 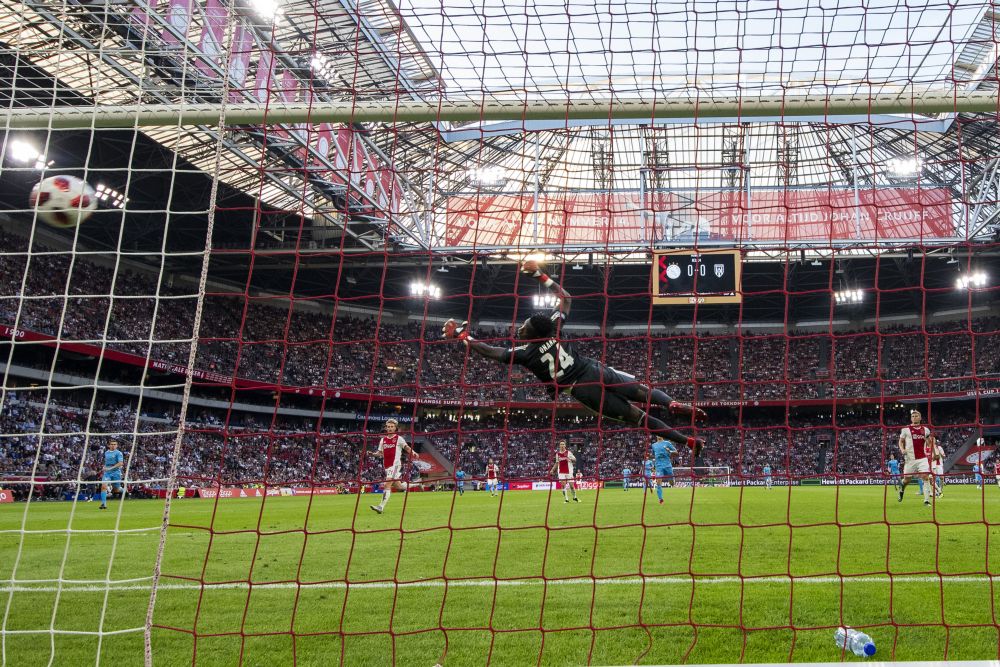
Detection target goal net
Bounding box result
[0,0,998,665]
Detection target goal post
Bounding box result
[1,91,998,129]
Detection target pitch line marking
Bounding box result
[2,574,996,594]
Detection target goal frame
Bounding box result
[1,91,997,129]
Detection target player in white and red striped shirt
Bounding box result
[548,440,579,503]
[485,459,500,497]
[897,410,934,506]
[369,419,418,514]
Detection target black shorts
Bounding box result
[567,363,640,423]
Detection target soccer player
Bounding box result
[643,455,655,494]
[99,440,124,510]
[485,459,500,497]
[369,419,419,515]
[974,462,983,490]
[994,457,1000,487]
[622,465,631,491]
[549,440,579,503]
[897,410,934,507]
[763,463,772,490]
[651,437,677,504]
[886,453,901,491]
[932,441,945,498]
[455,468,465,496]
[442,261,706,456]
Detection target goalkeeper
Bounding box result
[443,260,705,458]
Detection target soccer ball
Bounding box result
[29,175,98,228]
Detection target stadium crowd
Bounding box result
[0,229,993,499]
[0,230,997,407]
[0,387,984,500]
[420,405,982,483]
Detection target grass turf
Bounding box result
[2,483,1000,666]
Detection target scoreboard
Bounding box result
[651,249,742,304]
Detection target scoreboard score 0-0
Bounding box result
[651,249,743,305]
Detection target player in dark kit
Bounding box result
[442,260,705,457]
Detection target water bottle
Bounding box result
[834,626,876,657]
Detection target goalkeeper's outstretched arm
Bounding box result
[521,259,571,317]
[441,319,508,361]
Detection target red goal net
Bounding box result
[0,0,998,665]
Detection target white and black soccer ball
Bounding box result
[29,175,98,228]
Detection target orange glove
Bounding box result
[442,319,470,341]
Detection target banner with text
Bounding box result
[445,188,953,246]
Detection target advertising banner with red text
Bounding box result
[445,188,953,246]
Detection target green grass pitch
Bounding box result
[3,484,1000,666]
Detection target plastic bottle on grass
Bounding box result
[834,626,876,657]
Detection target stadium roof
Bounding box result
[400,0,984,99]
[383,0,1000,249]
[1,0,1000,252]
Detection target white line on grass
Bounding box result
[3,574,998,594]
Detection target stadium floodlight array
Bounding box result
[0,0,999,665]
[956,272,989,290]
[834,289,865,305]
[887,157,924,177]
[94,183,128,209]
[532,293,560,309]
[3,139,51,170]
[409,281,442,299]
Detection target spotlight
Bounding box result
[834,289,864,305]
[955,272,988,290]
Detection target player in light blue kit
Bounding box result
[974,462,983,490]
[622,466,631,491]
[887,454,901,491]
[643,456,655,494]
[763,463,772,490]
[651,438,677,505]
[99,440,124,510]
[455,469,465,496]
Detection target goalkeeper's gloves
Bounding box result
[442,319,470,342]
[521,260,553,286]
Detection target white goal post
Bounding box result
[1,91,997,129]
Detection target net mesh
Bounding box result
[0,0,999,665]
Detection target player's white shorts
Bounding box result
[486,478,498,486]
[558,471,574,482]
[903,458,930,475]
[933,465,943,477]
[384,463,402,481]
